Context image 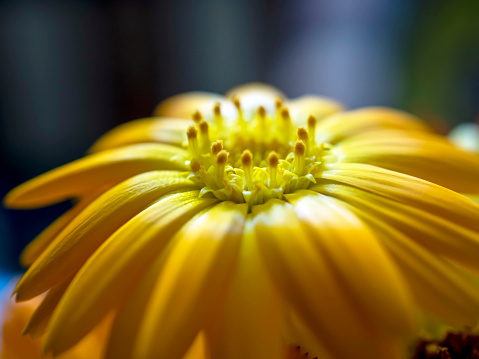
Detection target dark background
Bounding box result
[1,0,479,273]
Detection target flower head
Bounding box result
[5,83,479,359]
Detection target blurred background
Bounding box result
[1,0,479,276]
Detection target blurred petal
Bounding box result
[154,91,225,118]
[252,199,403,359]
[316,107,430,144]
[333,130,479,193]
[89,117,191,153]
[134,202,247,359]
[225,82,285,116]
[206,217,284,359]
[284,95,344,126]
[43,192,217,356]
[4,143,189,208]
[14,171,195,302]
[286,190,416,336]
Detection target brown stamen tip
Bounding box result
[190,158,201,172]
[295,140,306,156]
[192,111,203,123]
[307,115,317,127]
[214,103,221,116]
[199,120,209,134]
[187,125,198,139]
[275,98,283,109]
[281,108,290,120]
[258,106,266,118]
[297,127,309,142]
[217,150,228,164]
[211,140,223,155]
[268,152,279,167]
[233,98,241,109]
[241,150,253,167]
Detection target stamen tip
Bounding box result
[187,125,198,139]
[295,140,306,156]
[241,150,253,166]
[307,114,317,127]
[192,111,203,123]
[258,106,266,118]
[297,127,308,141]
[217,150,228,164]
[233,98,241,109]
[199,120,209,133]
[214,102,221,115]
[211,140,223,155]
[268,152,279,167]
[190,158,201,172]
[281,108,290,119]
[275,98,283,109]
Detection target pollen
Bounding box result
[185,102,329,207]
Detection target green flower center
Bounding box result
[185,99,331,207]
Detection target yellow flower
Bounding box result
[4,83,479,359]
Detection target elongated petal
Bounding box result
[252,199,403,359]
[311,178,479,274]
[89,117,191,153]
[315,107,430,145]
[43,192,217,355]
[285,190,416,336]
[284,95,344,126]
[4,143,189,208]
[20,191,101,267]
[353,209,479,325]
[23,277,73,339]
[14,171,196,301]
[135,202,247,359]
[206,217,284,359]
[332,130,479,193]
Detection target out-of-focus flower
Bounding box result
[4,83,479,359]
[448,122,479,154]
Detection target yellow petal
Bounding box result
[284,95,344,125]
[134,202,247,359]
[205,217,284,359]
[315,107,430,144]
[182,333,207,359]
[285,190,416,336]
[355,209,479,325]
[4,143,189,208]
[153,92,225,118]
[332,130,479,193]
[225,82,285,116]
[89,117,191,153]
[252,199,403,359]
[14,171,196,302]
[43,191,217,356]
[312,178,479,274]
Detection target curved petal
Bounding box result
[284,95,344,126]
[4,143,189,209]
[285,190,416,336]
[154,91,225,118]
[315,107,430,145]
[42,192,217,356]
[14,171,196,302]
[252,199,404,359]
[225,82,285,117]
[351,209,479,326]
[311,174,479,275]
[134,202,247,359]
[89,117,191,153]
[332,130,479,193]
[205,217,284,359]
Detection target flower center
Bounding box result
[185,99,331,207]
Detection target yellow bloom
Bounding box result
[4,83,479,359]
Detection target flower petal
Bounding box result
[315,107,430,145]
[4,143,189,208]
[42,191,217,356]
[89,117,191,153]
[134,202,247,359]
[353,209,479,325]
[225,82,285,116]
[14,171,196,302]
[153,92,225,118]
[311,169,479,274]
[252,199,403,359]
[285,190,416,336]
[284,95,344,126]
[332,130,479,193]
[205,217,284,359]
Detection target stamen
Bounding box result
[297,127,309,155]
[214,103,223,134]
[192,110,203,123]
[190,157,201,172]
[280,108,293,145]
[257,106,267,134]
[307,115,317,149]
[268,152,279,188]
[198,120,210,153]
[293,140,305,175]
[187,125,200,158]
[216,150,228,188]
[241,150,254,191]
[211,140,223,156]
[234,98,246,129]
